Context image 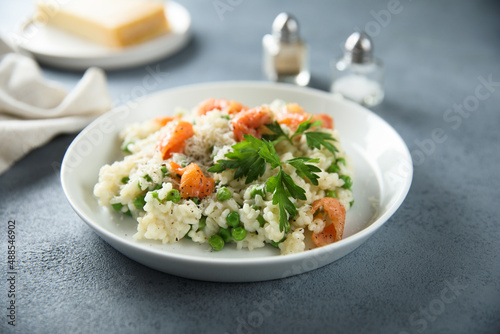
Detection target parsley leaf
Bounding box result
[266,171,297,233]
[257,137,281,168]
[208,136,281,184]
[245,154,267,183]
[286,157,321,186]
[264,122,291,143]
[266,117,338,155]
[208,137,268,184]
[293,117,322,136]
[303,131,338,154]
[292,117,338,155]
[280,171,306,201]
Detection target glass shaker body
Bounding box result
[331,57,384,107]
[263,34,310,86]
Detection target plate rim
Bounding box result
[61,81,413,272]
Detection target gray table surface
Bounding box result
[1,1,499,333]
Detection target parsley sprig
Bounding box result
[208,134,319,233]
[208,118,337,233]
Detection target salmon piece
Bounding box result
[196,98,247,116]
[156,121,194,160]
[311,197,346,247]
[311,114,334,129]
[167,162,215,199]
[168,161,184,176]
[276,103,309,129]
[277,103,334,130]
[231,106,273,141]
[168,162,214,198]
[153,116,180,127]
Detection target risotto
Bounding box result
[93,99,354,255]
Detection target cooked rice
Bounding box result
[94,100,353,255]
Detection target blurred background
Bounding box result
[2,0,498,106]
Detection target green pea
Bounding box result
[121,176,129,184]
[257,215,266,227]
[133,195,146,210]
[161,166,168,178]
[226,211,240,227]
[340,175,353,189]
[198,216,207,231]
[336,158,346,165]
[218,227,232,243]
[166,189,181,203]
[151,192,160,200]
[208,235,224,251]
[217,187,231,201]
[232,226,247,241]
[144,174,152,182]
[154,184,162,190]
[327,164,340,174]
[326,190,337,198]
[251,205,260,211]
[111,203,123,211]
[250,185,265,199]
[221,115,230,120]
[191,197,200,204]
[124,210,132,217]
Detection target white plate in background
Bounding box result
[61,81,413,282]
[12,1,190,70]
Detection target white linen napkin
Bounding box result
[0,36,113,175]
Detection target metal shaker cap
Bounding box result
[272,12,300,43]
[344,31,373,63]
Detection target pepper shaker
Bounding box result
[331,31,384,107]
[262,12,310,86]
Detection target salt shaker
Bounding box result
[262,13,310,86]
[331,32,384,107]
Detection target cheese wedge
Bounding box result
[36,0,169,48]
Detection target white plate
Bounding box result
[13,1,190,70]
[61,81,413,282]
